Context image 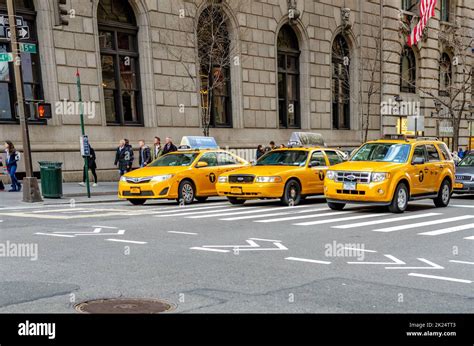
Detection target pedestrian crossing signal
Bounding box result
[36,103,52,119]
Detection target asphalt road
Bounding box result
[0,194,473,313]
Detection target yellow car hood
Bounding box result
[124,166,190,178]
[330,161,403,172]
[223,165,304,176]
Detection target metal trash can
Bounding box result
[38,161,63,198]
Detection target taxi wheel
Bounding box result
[178,180,195,205]
[433,179,451,208]
[196,196,208,203]
[227,197,245,205]
[281,179,301,206]
[388,183,408,213]
[327,202,345,211]
[128,199,147,205]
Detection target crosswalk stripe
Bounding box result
[294,213,386,226]
[332,212,442,229]
[408,273,472,284]
[220,207,330,221]
[418,223,474,236]
[154,207,259,217]
[255,211,351,223]
[372,215,474,233]
[464,235,474,240]
[149,205,230,215]
[187,205,311,219]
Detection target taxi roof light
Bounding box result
[179,136,219,150]
[288,132,326,148]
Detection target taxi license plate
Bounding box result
[130,187,141,194]
[231,187,243,195]
[343,182,357,191]
[454,183,463,189]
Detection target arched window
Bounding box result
[332,34,350,130]
[0,0,42,123]
[400,46,416,93]
[98,0,142,125]
[439,53,452,96]
[277,24,300,128]
[197,5,232,128]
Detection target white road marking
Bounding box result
[372,215,474,233]
[342,247,377,253]
[285,257,331,264]
[35,232,75,238]
[154,207,259,217]
[149,205,231,215]
[168,231,198,235]
[295,213,385,226]
[190,247,230,253]
[187,205,309,219]
[255,211,351,223]
[92,225,118,229]
[332,212,441,229]
[32,208,86,213]
[249,237,282,242]
[220,207,330,221]
[385,258,444,270]
[464,235,474,240]
[451,205,474,208]
[347,254,405,265]
[418,223,474,236]
[106,238,147,245]
[408,273,472,284]
[449,260,474,265]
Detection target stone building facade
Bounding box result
[0,0,472,180]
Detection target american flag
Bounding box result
[407,0,437,47]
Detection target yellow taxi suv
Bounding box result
[118,137,248,205]
[324,135,455,213]
[216,133,346,206]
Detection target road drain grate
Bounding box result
[75,298,174,314]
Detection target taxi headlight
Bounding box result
[151,174,174,182]
[326,170,336,180]
[255,176,282,183]
[218,176,228,183]
[371,172,389,183]
[120,176,127,182]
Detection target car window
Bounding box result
[325,150,343,165]
[426,144,440,162]
[351,143,410,163]
[437,143,452,161]
[217,152,238,166]
[458,154,474,166]
[198,152,218,167]
[309,151,326,166]
[412,145,426,162]
[256,150,308,166]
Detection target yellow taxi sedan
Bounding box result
[216,147,346,205]
[118,149,248,205]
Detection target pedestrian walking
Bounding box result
[4,140,21,192]
[162,137,177,155]
[256,145,265,160]
[138,140,152,167]
[114,139,131,176]
[80,145,98,187]
[152,136,163,161]
[0,154,5,191]
[124,139,134,172]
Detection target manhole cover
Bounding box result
[75,298,174,314]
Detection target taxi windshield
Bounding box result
[256,150,308,166]
[458,154,474,166]
[351,143,410,163]
[149,153,198,167]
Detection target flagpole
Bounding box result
[76,69,90,198]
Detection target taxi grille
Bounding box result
[229,175,255,184]
[335,171,371,184]
[125,177,152,184]
[455,175,472,181]
[337,189,366,195]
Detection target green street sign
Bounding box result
[19,43,36,54]
[0,53,13,62]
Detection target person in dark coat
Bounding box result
[0,154,5,191]
[4,140,21,192]
[138,140,152,167]
[162,137,177,155]
[80,145,98,186]
[115,139,132,176]
[256,145,265,160]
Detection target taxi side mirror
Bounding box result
[196,161,209,168]
[309,161,321,167]
[412,157,425,165]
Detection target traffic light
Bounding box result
[36,103,52,120]
[53,0,69,26]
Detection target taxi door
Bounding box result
[408,145,430,196]
[424,144,444,193]
[195,152,219,195]
[306,150,327,194]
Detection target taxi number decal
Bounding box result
[209,173,216,183]
[318,171,325,181]
[419,171,424,182]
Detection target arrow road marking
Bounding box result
[191,238,288,252]
[53,227,125,236]
[347,254,405,265]
[385,258,444,270]
[408,273,472,284]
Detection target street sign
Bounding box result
[6,26,29,40]
[19,43,36,53]
[80,135,90,157]
[0,15,24,27]
[0,52,13,62]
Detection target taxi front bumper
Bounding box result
[324,179,393,204]
[118,180,178,199]
[216,182,284,199]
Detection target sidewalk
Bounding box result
[0,181,119,207]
